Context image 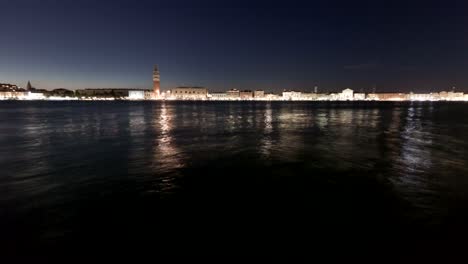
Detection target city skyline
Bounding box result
[2,76,467,101]
[2,1,468,92]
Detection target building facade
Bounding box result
[0,83,19,90]
[339,88,354,100]
[209,92,228,100]
[0,91,28,99]
[239,90,253,99]
[447,92,464,101]
[50,88,74,97]
[76,88,148,98]
[367,93,407,101]
[282,91,302,100]
[27,91,46,100]
[254,90,265,99]
[265,93,281,100]
[353,93,366,100]
[128,90,145,100]
[408,92,437,101]
[299,93,318,100]
[316,93,331,100]
[227,89,240,99]
[170,87,208,100]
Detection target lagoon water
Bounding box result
[1,101,468,258]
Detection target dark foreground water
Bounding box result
[1,101,468,260]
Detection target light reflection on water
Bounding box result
[1,101,468,250]
[151,102,185,194]
[260,103,273,158]
[391,105,443,217]
[1,102,468,202]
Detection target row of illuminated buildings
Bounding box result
[0,81,49,100]
[2,82,467,101]
[160,87,468,101]
[2,65,467,101]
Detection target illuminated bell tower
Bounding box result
[153,65,160,96]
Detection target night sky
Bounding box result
[1,0,468,93]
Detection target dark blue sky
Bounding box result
[1,0,468,92]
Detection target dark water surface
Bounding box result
[1,101,468,259]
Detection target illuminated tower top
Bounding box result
[153,65,160,82]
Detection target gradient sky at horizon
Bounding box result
[1,0,468,92]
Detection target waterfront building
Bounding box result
[282,91,302,100]
[408,92,436,101]
[353,93,366,100]
[128,90,145,100]
[300,92,318,100]
[227,89,240,99]
[76,88,147,98]
[265,93,281,100]
[26,91,46,100]
[366,93,379,100]
[8,81,45,99]
[50,88,74,97]
[447,91,464,101]
[144,91,156,99]
[0,83,19,90]
[239,90,253,99]
[431,92,441,101]
[429,93,440,100]
[368,93,407,101]
[0,90,28,99]
[254,90,265,99]
[316,93,331,100]
[439,91,448,100]
[329,93,340,101]
[339,88,354,100]
[171,86,208,100]
[209,92,229,100]
[0,83,25,99]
